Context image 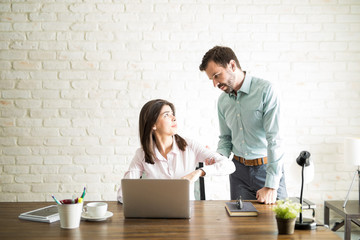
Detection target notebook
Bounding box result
[225,201,258,217]
[121,179,191,219]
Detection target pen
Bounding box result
[78,187,86,203]
[236,196,243,209]
[52,195,62,205]
[80,187,86,199]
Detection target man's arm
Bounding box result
[217,100,233,157]
[257,84,284,204]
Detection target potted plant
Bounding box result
[272,199,301,235]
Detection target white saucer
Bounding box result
[81,211,113,221]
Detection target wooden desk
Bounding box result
[0,201,339,240]
[324,200,360,240]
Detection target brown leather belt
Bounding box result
[233,155,267,166]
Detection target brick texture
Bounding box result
[0,1,359,220]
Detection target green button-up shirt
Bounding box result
[217,74,284,189]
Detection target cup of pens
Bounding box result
[53,187,86,229]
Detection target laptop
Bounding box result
[121,179,191,219]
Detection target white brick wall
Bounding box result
[1,0,359,219]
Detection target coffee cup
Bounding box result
[57,202,83,229]
[84,202,108,218]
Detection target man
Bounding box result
[199,46,287,204]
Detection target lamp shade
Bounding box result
[304,160,315,184]
[344,137,360,166]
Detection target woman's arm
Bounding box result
[181,168,205,183]
[185,138,235,178]
[117,148,144,202]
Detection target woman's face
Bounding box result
[153,105,177,136]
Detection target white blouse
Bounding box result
[117,137,235,202]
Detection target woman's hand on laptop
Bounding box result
[181,169,205,183]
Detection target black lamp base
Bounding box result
[295,218,317,230]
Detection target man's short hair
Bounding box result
[199,46,241,71]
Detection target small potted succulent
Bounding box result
[272,199,301,235]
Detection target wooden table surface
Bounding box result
[0,200,340,240]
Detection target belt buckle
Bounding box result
[244,159,253,166]
[235,156,264,166]
[249,159,256,166]
[246,158,259,166]
[240,157,267,166]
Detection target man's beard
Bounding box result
[218,83,234,93]
[218,72,236,94]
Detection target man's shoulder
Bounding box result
[217,92,233,111]
[249,76,277,96]
[218,92,229,101]
[251,76,272,88]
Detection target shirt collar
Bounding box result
[239,73,252,95]
[153,136,180,161]
[229,73,252,97]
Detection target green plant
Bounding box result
[272,199,301,219]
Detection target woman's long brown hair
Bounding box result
[139,99,187,164]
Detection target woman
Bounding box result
[117,99,235,202]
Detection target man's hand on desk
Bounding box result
[256,187,277,204]
[181,169,205,183]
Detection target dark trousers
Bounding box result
[230,158,288,200]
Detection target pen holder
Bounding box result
[57,202,83,229]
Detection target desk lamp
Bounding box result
[295,151,316,230]
[343,137,360,208]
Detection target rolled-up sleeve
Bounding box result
[189,139,235,176]
[262,85,284,189]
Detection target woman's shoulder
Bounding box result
[135,147,143,152]
[182,136,202,150]
[133,147,145,160]
[182,136,193,145]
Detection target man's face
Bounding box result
[204,60,236,94]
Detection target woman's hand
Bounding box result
[181,169,205,183]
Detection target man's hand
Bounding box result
[256,187,277,204]
[205,158,216,165]
[181,169,205,183]
[204,145,216,165]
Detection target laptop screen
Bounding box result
[121,179,191,219]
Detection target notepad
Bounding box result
[225,201,258,217]
[18,205,60,223]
